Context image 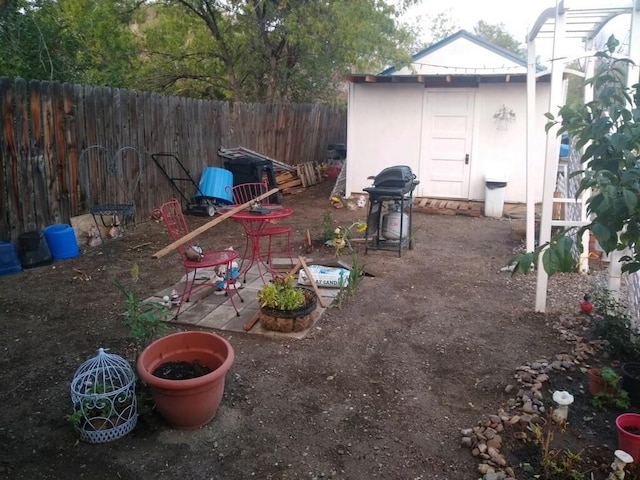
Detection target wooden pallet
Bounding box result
[296,162,321,188]
[414,198,483,217]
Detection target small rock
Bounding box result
[461,437,473,448]
[487,446,500,458]
[487,438,502,449]
[478,463,494,475]
[522,401,535,414]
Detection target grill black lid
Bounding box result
[372,165,414,188]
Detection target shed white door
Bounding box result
[419,90,475,199]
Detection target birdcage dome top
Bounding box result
[71,348,135,402]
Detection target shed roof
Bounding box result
[345,30,548,85]
[380,30,534,76]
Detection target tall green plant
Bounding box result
[512,35,640,276]
[114,264,171,347]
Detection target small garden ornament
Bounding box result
[551,390,574,424]
[608,450,633,480]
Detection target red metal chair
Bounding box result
[153,198,243,316]
[228,182,294,277]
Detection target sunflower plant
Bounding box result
[331,221,367,256]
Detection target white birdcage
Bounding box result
[70,348,137,443]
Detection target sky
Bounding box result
[412,0,557,41]
[402,0,632,62]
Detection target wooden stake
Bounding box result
[299,256,326,308]
[243,311,260,332]
[152,188,279,259]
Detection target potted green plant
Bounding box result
[590,367,630,410]
[257,275,318,332]
[68,348,138,443]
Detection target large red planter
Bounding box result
[616,413,640,463]
[137,331,234,429]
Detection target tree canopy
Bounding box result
[1,1,528,103]
[1,0,418,103]
[473,20,525,57]
[0,0,138,85]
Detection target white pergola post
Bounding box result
[525,36,537,255]
[535,1,567,312]
[529,0,640,312]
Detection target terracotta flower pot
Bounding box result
[588,368,613,396]
[616,413,640,463]
[137,331,234,429]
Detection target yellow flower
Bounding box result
[354,222,367,233]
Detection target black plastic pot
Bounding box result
[622,362,640,406]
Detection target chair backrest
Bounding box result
[153,198,191,258]
[229,182,272,205]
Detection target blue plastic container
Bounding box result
[43,224,80,260]
[0,241,23,276]
[195,167,233,204]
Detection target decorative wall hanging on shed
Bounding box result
[493,104,516,130]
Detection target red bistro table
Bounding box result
[226,205,293,283]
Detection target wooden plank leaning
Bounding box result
[152,188,279,259]
[299,256,327,308]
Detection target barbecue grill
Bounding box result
[363,165,419,257]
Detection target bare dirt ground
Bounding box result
[0,180,635,479]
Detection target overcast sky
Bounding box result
[402,0,632,61]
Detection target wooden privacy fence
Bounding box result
[0,77,346,242]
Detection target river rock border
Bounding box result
[460,314,607,480]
